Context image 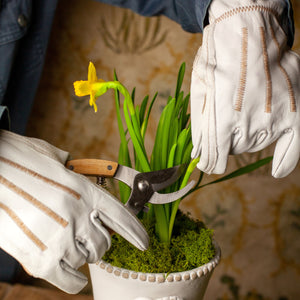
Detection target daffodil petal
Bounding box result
[88,62,98,84]
[73,81,90,96]
[93,102,98,112]
[89,94,98,112]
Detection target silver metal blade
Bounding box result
[148,180,195,204]
[113,164,140,189]
[151,164,186,192]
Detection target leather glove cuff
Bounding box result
[0,130,70,164]
[208,0,293,46]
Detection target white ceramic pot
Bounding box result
[89,242,220,300]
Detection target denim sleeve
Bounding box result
[0,0,58,135]
[284,0,295,48]
[0,105,10,130]
[98,0,213,33]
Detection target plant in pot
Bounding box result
[73,62,271,300]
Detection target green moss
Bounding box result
[103,211,215,273]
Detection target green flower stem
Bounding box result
[119,85,150,172]
[154,205,169,243]
[123,99,150,172]
[168,158,200,240]
[97,81,151,172]
[115,83,143,144]
[114,88,132,203]
[114,87,129,162]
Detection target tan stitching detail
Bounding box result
[215,5,279,24]
[0,175,68,228]
[235,27,248,112]
[202,95,207,114]
[269,25,296,112]
[0,202,47,251]
[260,27,272,113]
[0,156,80,200]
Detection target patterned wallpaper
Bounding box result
[26,0,300,299]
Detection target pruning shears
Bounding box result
[66,159,195,215]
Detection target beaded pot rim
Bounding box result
[93,240,221,284]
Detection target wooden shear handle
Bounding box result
[66,159,119,177]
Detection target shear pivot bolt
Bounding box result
[138,180,149,192]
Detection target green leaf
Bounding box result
[141,92,157,139]
[174,128,190,166]
[198,156,273,189]
[180,94,190,129]
[175,91,184,116]
[167,144,177,168]
[182,141,193,165]
[160,99,176,168]
[139,95,149,126]
[135,105,140,126]
[118,144,132,203]
[131,87,136,105]
[123,101,150,171]
[154,205,169,243]
[168,118,179,151]
[151,98,176,170]
[168,158,200,239]
[175,63,186,100]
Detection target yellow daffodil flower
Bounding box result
[73,62,105,112]
[73,61,151,175]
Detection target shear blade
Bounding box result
[150,164,187,192]
[149,180,195,204]
[113,165,140,189]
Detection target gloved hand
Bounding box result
[191,0,300,178]
[0,130,148,294]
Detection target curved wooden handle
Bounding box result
[66,159,119,177]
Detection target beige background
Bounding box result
[26,0,300,299]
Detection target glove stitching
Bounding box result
[235,27,248,112]
[0,156,81,201]
[0,201,47,251]
[259,27,272,113]
[0,173,68,227]
[214,5,279,24]
[269,21,296,112]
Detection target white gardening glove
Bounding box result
[191,0,300,178]
[0,130,148,294]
